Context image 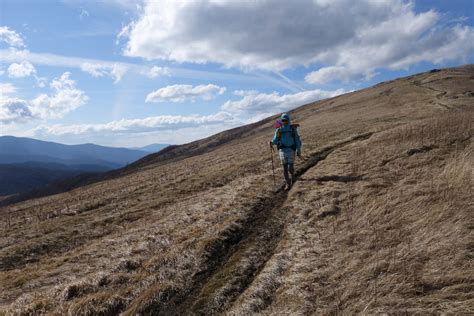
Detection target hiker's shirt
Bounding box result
[271,125,302,154]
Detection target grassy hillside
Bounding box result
[0,65,472,314]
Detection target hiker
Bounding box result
[270,113,302,190]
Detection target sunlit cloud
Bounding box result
[146,84,226,103]
[120,0,474,82]
[0,73,87,124]
[32,111,236,136]
[7,61,36,78]
[0,26,25,48]
[222,88,347,115]
[142,65,170,78]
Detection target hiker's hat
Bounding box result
[281,113,290,121]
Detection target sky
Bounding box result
[0,0,473,148]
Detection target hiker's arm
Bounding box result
[270,129,279,145]
[295,129,302,154]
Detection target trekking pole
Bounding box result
[270,143,276,186]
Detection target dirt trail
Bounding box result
[141,132,376,315]
[413,78,451,109]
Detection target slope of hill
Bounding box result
[0,136,148,168]
[131,143,170,153]
[0,66,472,314]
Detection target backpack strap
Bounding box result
[276,127,282,149]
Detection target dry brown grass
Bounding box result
[235,109,472,315]
[1,65,473,314]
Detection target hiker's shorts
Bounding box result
[279,149,295,164]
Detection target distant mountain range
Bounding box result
[0,136,151,168]
[0,136,169,196]
[0,161,112,196]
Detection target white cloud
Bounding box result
[0,97,33,124]
[0,83,32,124]
[63,0,143,11]
[120,0,474,80]
[79,9,90,19]
[0,72,92,124]
[0,49,272,86]
[80,62,108,77]
[6,61,47,87]
[304,66,375,84]
[109,63,128,83]
[32,111,236,136]
[146,84,226,103]
[233,90,259,97]
[0,26,25,48]
[7,61,36,78]
[0,73,88,125]
[0,82,17,96]
[222,89,346,116]
[1,28,48,86]
[305,12,474,83]
[35,76,48,88]
[29,72,88,119]
[80,62,128,83]
[142,65,170,78]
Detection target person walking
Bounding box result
[269,113,302,190]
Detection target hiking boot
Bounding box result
[284,183,291,191]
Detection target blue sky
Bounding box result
[1,0,473,147]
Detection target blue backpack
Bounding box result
[276,124,299,150]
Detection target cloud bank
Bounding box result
[222,88,346,117]
[80,62,128,83]
[0,98,33,124]
[120,0,474,82]
[142,66,170,78]
[0,73,87,124]
[33,111,236,136]
[146,84,226,103]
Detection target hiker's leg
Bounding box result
[289,163,295,184]
[279,150,290,185]
[282,163,291,185]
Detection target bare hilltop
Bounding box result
[1,65,473,314]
